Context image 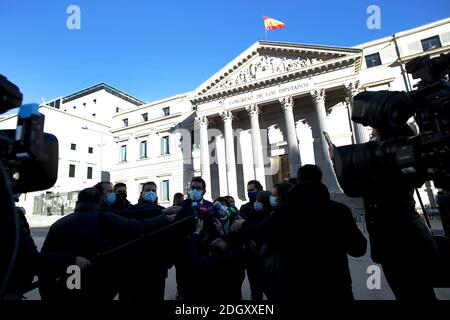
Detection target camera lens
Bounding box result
[384,92,413,127]
[352,91,413,129]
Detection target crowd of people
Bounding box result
[3,161,439,301]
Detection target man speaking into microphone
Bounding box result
[172,177,215,299]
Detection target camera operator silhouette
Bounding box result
[363,125,439,300]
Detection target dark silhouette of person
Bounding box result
[93,181,116,211]
[173,177,215,300]
[119,181,170,301]
[185,218,245,302]
[111,182,131,211]
[271,182,293,207]
[39,187,175,300]
[241,190,273,300]
[362,126,438,300]
[172,192,184,207]
[233,164,367,300]
[3,205,87,300]
[239,180,263,219]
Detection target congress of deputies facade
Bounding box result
[110,17,450,207]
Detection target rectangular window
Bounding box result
[87,166,93,179]
[364,53,382,68]
[163,107,170,116]
[140,140,148,159]
[142,113,148,121]
[120,145,127,162]
[116,107,120,113]
[161,180,169,201]
[70,143,76,150]
[421,36,442,52]
[88,147,93,154]
[69,164,76,178]
[122,118,128,127]
[161,136,170,155]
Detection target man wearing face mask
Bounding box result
[119,181,171,301]
[93,181,117,210]
[239,180,263,220]
[111,183,131,211]
[174,177,215,300]
[243,190,272,301]
[131,181,164,212]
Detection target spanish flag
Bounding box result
[263,16,286,30]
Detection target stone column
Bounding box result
[279,96,302,177]
[310,89,341,192]
[245,104,266,189]
[220,109,238,197]
[195,115,211,199]
[344,81,369,144]
[215,135,228,196]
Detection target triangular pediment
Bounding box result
[192,41,362,102]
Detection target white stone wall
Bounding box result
[0,106,112,214]
[109,95,193,206]
[59,89,137,126]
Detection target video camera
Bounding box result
[333,52,450,235]
[0,74,59,193]
[0,74,59,298]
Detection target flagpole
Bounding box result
[265,29,267,41]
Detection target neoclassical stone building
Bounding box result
[110,17,450,206]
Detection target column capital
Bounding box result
[195,115,209,127]
[279,96,294,111]
[219,109,233,122]
[310,88,326,104]
[245,104,260,117]
[344,81,360,104]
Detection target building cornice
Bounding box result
[192,42,362,99]
[114,93,188,118]
[0,105,111,131]
[190,54,361,104]
[111,112,184,134]
[354,17,450,49]
[62,82,145,106]
[395,45,450,63]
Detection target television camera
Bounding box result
[333,52,450,237]
[0,74,59,298]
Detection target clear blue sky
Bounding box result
[0,0,449,106]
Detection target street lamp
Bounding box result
[81,126,111,181]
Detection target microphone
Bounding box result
[199,204,208,218]
[191,201,200,220]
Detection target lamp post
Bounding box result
[81,126,111,181]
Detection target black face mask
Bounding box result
[116,192,127,201]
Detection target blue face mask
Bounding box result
[248,191,257,203]
[254,201,264,212]
[105,192,116,206]
[143,191,157,203]
[270,195,277,207]
[190,189,203,201]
